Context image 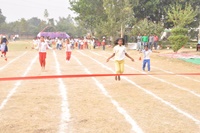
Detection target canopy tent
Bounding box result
[37,32,70,39]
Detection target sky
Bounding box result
[0,0,76,22]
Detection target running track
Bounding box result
[0,49,200,133]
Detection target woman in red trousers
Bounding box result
[35,36,52,71]
[65,39,72,63]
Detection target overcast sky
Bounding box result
[0,0,76,22]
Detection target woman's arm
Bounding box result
[125,53,134,61]
[106,53,115,62]
[47,43,53,50]
[34,43,39,50]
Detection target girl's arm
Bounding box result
[34,43,39,50]
[47,43,53,50]
[125,53,134,61]
[106,53,115,62]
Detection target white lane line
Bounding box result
[152,66,200,83]
[73,55,144,133]
[0,51,28,70]
[123,76,200,125]
[79,50,200,125]
[53,51,70,133]
[0,55,37,110]
[91,51,200,98]
[125,65,200,98]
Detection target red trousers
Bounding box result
[39,52,46,67]
[66,51,71,61]
[2,51,6,56]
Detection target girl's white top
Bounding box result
[0,43,6,52]
[91,39,95,46]
[142,49,152,59]
[35,41,52,52]
[113,45,127,61]
[66,43,72,52]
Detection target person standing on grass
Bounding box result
[142,33,148,50]
[0,36,9,61]
[153,34,159,50]
[136,33,142,51]
[35,36,53,71]
[148,34,154,49]
[107,38,134,81]
[102,37,106,50]
[65,38,72,63]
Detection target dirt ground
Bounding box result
[0,43,200,133]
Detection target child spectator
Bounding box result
[140,45,152,72]
[65,39,72,63]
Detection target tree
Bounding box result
[0,9,6,24]
[48,18,55,26]
[19,18,28,35]
[132,0,200,28]
[70,0,106,36]
[165,2,198,27]
[102,0,135,41]
[132,19,164,36]
[168,27,189,52]
[56,15,85,37]
[166,2,197,52]
[27,17,43,35]
[44,9,49,23]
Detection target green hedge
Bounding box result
[168,27,189,52]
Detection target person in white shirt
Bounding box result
[35,36,53,71]
[141,45,152,72]
[70,38,75,49]
[65,39,72,62]
[107,38,134,81]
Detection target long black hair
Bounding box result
[114,38,125,45]
[1,37,8,44]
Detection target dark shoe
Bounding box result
[118,75,120,81]
[115,76,117,80]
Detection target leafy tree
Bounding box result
[28,17,42,27]
[27,17,43,35]
[0,23,9,34]
[48,18,55,26]
[165,2,198,27]
[56,15,85,37]
[133,0,173,26]
[103,0,135,38]
[132,0,200,28]
[70,0,106,36]
[19,18,29,35]
[44,9,49,23]
[132,19,164,36]
[0,9,6,24]
[166,2,197,52]
[168,27,189,52]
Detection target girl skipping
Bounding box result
[107,38,134,81]
[65,39,72,62]
[35,36,52,71]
